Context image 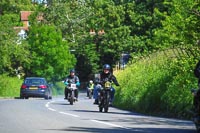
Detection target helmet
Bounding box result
[89,80,93,84]
[70,69,75,73]
[103,64,111,70]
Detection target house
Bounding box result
[14,11,43,44]
[13,11,32,44]
[20,11,33,28]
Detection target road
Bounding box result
[0,91,196,133]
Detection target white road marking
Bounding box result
[46,101,80,117]
[48,108,56,111]
[59,111,80,117]
[90,119,126,128]
[45,104,49,107]
[45,100,131,129]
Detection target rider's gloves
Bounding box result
[64,82,68,86]
[76,82,80,87]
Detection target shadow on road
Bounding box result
[51,101,78,106]
[72,109,141,116]
[43,126,195,133]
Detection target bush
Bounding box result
[52,81,65,95]
[0,74,23,97]
[114,49,198,119]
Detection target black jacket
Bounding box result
[100,72,120,86]
[64,75,80,84]
[194,60,200,79]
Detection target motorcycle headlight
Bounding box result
[104,81,111,88]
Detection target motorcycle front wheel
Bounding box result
[88,89,92,99]
[99,106,103,112]
[69,91,74,105]
[104,91,110,113]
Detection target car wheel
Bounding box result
[44,92,49,100]
[20,94,24,99]
[44,95,49,100]
[49,96,52,99]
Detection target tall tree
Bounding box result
[86,1,131,67]
[0,0,36,15]
[0,16,30,76]
[43,0,101,80]
[153,0,200,49]
[27,24,76,81]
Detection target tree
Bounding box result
[0,14,30,76]
[44,0,100,80]
[27,24,76,81]
[0,0,36,15]
[153,0,200,49]
[86,1,131,67]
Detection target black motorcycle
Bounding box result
[98,81,112,113]
[88,87,93,99]
[66,83,77,105]
[191,88,200,132]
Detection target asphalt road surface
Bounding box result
[0,91,196,133]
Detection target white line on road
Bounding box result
[46,101,80,117]
[59,111,80,118]
[45,103,49,107]
[90,119,129,129]
[48,108,56,111]
[46,101,54,107]
[46,100,130,129]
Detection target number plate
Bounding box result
[70,84,77,90]
[29,87,38,90]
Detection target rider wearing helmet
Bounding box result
[87,80,94,97]
[193,60,200,111]
[64,69,80,100]
[93,64,120,106]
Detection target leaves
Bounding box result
[114,48,199,118]
[27,24,76,81]
[0,0,200,81]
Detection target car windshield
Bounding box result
[25,79,45,85]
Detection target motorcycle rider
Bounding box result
[93,64,120,106]
[193,60,200,111]
[87,80,94,97]
[64,69,80,101]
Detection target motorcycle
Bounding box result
[67,83,77,105]
[98,81,112,113]
[88,87,93,99]
[191,88,200,132]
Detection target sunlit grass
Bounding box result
[114,49,197,119]
[0,74,23,98]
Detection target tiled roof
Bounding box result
[20,11,33,21]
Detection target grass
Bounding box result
[114,48,198,119]
[0,74,23,98]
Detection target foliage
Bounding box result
[27,24,76,81]
[38,0,200,80]
[0,0,36,15]
[0,0,200,121]
[0,16,30,76]
[161,57,197,118]
[153,0,199,49]
[52,81,65,95]
[0,74,23,97]
[114,48,199,119]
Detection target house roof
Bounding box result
[20,11,33,21]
